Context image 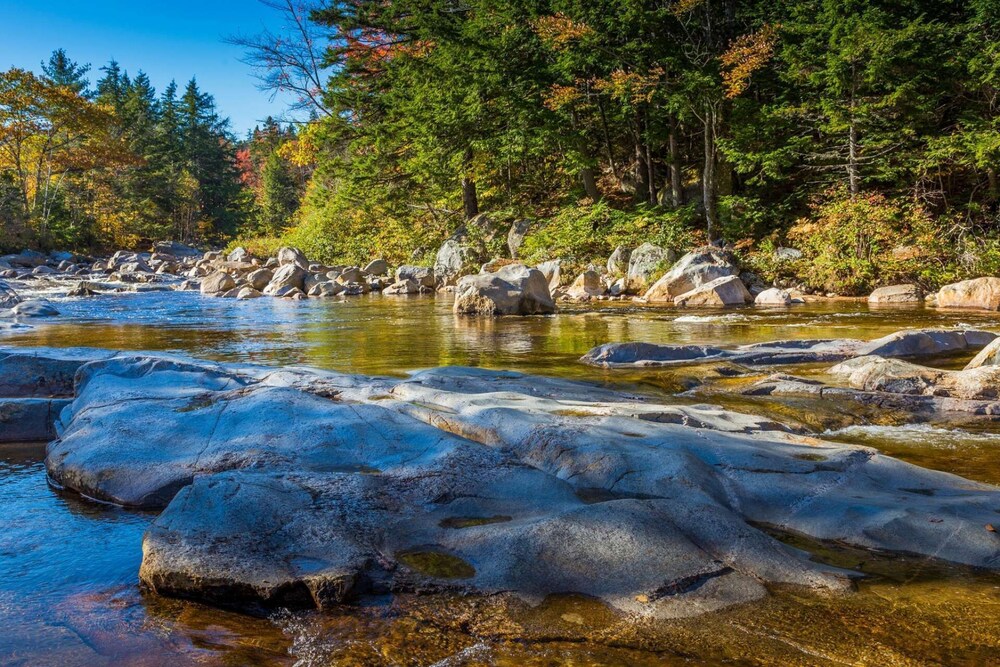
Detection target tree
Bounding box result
[41,49,91,96]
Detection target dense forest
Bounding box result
[6,0,1000,294]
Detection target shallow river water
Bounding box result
[3,290,1000,666]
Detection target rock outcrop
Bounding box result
[10,347,997,618]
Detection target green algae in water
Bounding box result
[396,549,476,579]
[439,515,512,529]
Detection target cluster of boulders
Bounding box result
[192,246,397,300]
[9,345,1000,618]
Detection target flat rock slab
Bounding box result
[582,328,997,368]
[4,346,992,619]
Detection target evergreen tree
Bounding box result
[40,49,90,96]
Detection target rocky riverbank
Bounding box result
[6,236,1000,318]
[2,343,998,619]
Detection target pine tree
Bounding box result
[40,49,90,96]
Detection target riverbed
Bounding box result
[3,290,1000,665]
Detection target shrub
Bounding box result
[785,191,935,295]
[519,201,702,273]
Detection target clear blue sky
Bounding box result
[0,0,298,136]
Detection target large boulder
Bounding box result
[454,264,556,316]
[246,268,274,291]
[831,356,1000,401]
[277,247,309,269]
[673,275,751,307]
[200,271,236,295]
[263,264,306,295]
[869,284,922,305]
[754,287,792,306]
[7,300,59,318]
[433,239,477,286]
[535,259,561,291]
[626,243,673,292]
[363,259,388,277]
[607,246,630,276]
[935,277,1000,310]
[565,270,604,300]
[643,248,737,303]
[395,265,435,288]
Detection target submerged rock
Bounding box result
[11,347,998,619]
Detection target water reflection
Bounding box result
[3,292,1000,665]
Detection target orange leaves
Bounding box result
[721,25,779,99]
[543,83,583,111]
[671,0,706,16]
[534,13,593,49]
[596,68,666,105]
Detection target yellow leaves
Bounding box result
[672,0,706,16]
[721,25,779,99]
[543,84,583,111]
[595,68,666,104]
[278,121,321,167]
[534,13,593,49]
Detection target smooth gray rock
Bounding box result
[0,280,20,309]
[583,328,997,368]
[200,271,236,295]
[363,259,388,276]
[755,287,792,306]
[966,337,1000,369]
[29,352,1000,619]
[263,264,306,295]
[607,245,630,276]
[7,300,59,318]
[395,265,435,288]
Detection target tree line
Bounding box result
[0,49,304,251]
[232,0,1000,292]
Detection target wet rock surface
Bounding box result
[2,345,994,619]
[583,328,996,367]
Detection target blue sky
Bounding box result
[0,1,301,135]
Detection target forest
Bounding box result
[5,0,1000,294]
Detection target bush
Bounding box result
[785,191,935,295]
[519,201,703,273]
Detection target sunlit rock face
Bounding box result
[3,346,997,619]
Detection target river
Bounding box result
[2,290,1000,665]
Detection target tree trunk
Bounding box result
[461,147,479,220]
[702,105,718,239]
[847,119,859,197]
[581,167,601,201]
[635,139,649,203]
[645,139,657,205]
[668,123,683,207]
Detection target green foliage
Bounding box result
[519,201,702,269]
[785,192,934,295]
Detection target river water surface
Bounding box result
[3,290,1000,665]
